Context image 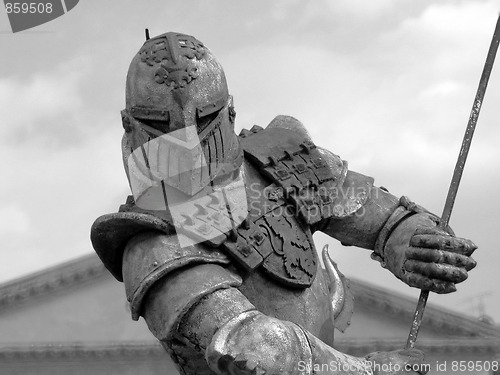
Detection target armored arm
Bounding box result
[125,231,422,375]
[144,268,372,375]
[316,161,400,250]
[318,148,476,294]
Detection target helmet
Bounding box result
[121,32,242,201]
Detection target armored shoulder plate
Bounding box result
[239,124,347,226]
[91,197,175,281]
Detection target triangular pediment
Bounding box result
[0,253,499,355]
[0,257,152,344]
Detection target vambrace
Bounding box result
[319,170,399,250]
[142,264,243,343]
[371,196,439,266]
[206,310,372,375]
[372,196,424,265]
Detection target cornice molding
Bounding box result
[349,281,500,339]
[0,253,499,340]
[336,338,500,356]
[0,342,164,360]
[1,338,498,360]
[0,254,107,311]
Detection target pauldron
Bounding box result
[240,125,349,225]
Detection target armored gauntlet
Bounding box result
[373,197,477,294]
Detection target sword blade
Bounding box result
[406,13,500,350]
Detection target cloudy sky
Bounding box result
[1,0,500,327]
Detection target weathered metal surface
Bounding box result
[91,30,480,375]
[322,244,354,333]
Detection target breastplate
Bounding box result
[222,163,317,288]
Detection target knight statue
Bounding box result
[91,32,477,375]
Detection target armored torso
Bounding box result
[92,118,360,327]
[217,124,347,288]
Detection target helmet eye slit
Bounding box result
[196,109,221,133]
[139,120,169,138]
[196,95,227,134]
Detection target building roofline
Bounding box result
[0,253,107,311]
[349,280,500,339]
[0,252,499,339]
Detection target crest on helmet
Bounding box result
[139,33,206,89]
